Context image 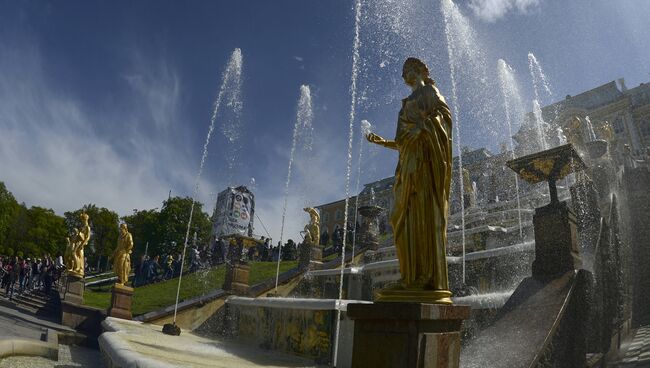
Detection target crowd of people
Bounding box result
[0,254,62,300]
[128,234,322,288]
[132,253,183,287]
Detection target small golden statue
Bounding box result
[112,223,133,285]
[67,213,91,278]
[366,57,453,304]
[303,207,320,248]
[563,116,587,152]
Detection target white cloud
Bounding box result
[469,0,540,22]
[293,56,304,62]
[0,39,197,216]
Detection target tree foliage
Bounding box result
[123,196,211,258]
[0,183,67,258]
[0,182,211,264]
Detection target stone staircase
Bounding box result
[1,288,61,321]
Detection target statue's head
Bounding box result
[120,223,128,234]
[80,212,89,223]
[402,57,435,88]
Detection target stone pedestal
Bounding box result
[64,275,85,305]
[223,262,250,295]
[532,201,581,280]
[108,284,134,320]
[309,246,324,269]
[348,302,470,368]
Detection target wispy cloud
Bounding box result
[0,37,198,216]
[468,0,540,22]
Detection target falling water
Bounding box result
[172,48,243,325]
[497,59,524,239]
[351,119,373,263]
[441,0,468,284]
[528,53,553,104]
[585,116,598,142]
[333,0,362,365]
[528,53,557,147]
[275,85,313,293]
[532,99,549,151]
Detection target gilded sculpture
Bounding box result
[112,223,134,286]
[302,207,320,248]
[366,57,453,304]
[67,213,91,278]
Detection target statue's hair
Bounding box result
[404,57,435,85]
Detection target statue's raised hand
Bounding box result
[366,132,385,144]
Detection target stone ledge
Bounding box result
[0,337,58,360]
[348,302,471,321]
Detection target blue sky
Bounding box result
[1,0,649,242]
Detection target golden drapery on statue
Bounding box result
[66,213,91,278]
[303,207,320,247]
[367,57,453,304]
[112,223,133,286]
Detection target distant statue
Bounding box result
[563,116,587,152]
[302,207,320,248]
[68,213,91,278]
[596,120,615,142]
[112,223,133,286]
[64,236,74,271]
[366,57,453,304]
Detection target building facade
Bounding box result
[514,79,650,158]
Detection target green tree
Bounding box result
[0,182,20,251]
[4,205,67,258]
[155,196,211,257]
[122,208,161,259]
[65,204,119,271]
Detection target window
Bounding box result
[323,212,329,223]
[613,117,625,134]
[335,209,342,221]
[640,120,650,137]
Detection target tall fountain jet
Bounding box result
[166,48,243,336]
[274,84,314,293]
[350,119,373,263]
[497,59,525,238]
[528,52,555,150]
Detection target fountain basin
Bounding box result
[223,297,371,367]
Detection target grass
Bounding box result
[83,261,298,316]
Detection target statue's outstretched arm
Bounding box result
[366,133,398,150]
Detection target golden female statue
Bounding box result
[367,57,453,304]
[112,223,133,285]
[68,213,91,278]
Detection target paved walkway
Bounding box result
[0,344,103,368]
[615,326,650,367]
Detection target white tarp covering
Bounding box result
[212,186,255,237]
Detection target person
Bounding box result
[189,247,201,273]
[5,258,18,300]
[366,57,453,303]
[320,229,329,246]
[133,255,145,287]
[163,255,174,279]
[146,255,162,284]
[31,259,40,291]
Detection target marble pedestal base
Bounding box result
[348,302,470,368]
[223,263,250,295]
[532,201,581,280]
[108,284,133,320]
[64,275,85,305]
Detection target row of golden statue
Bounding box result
[63,212,133,286]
